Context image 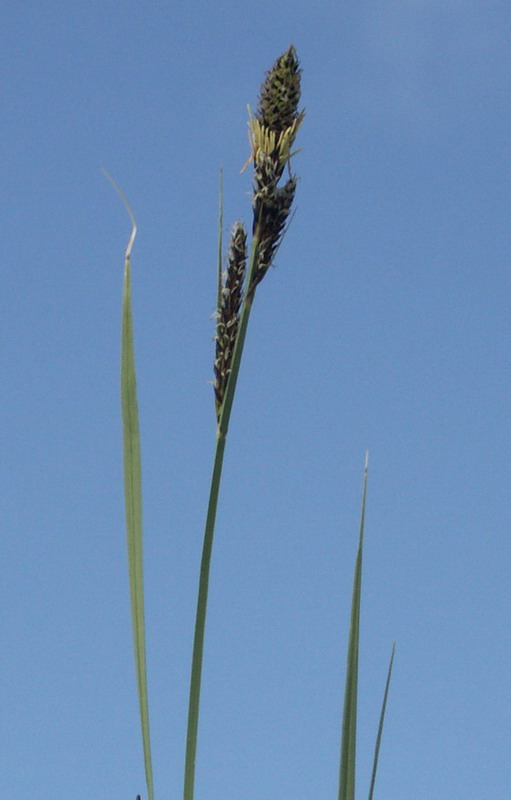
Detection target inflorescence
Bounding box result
[213,45,303,416]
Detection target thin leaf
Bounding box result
[338,452,369,800]
[104,170,155,800]
[217,167,224,313]
[368,643,396,800]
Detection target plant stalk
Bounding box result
[183,237,259,800]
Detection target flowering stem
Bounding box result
[183,237,259,800]
[183,44,303,800]
[183,427,226,800]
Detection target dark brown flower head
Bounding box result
[250,176,297,293]
[257,44,302,134]
[245,47,303,293]
[213,222,247,415]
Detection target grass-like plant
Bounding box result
[338,453,395,800]
[110,45,394,800]
[185,45,304,800]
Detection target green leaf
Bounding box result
[338,453,369,800]
[105,171,155,800]
[217,167,224,313]
[368,643,396,800]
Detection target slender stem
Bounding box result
[183,237,259,800]
[183,429,227,800]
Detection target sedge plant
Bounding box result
[111,45,394,800]
[185,44,304,800]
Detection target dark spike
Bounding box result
[248,47,303,294]
[251,177,297,291]
[214,222,247,414]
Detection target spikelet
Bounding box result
[246,45,304,294]
[257,45,302,134]
[213,222,247,415]
[252,176,297,289]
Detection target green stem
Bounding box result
[183,429,227,800]
[183,237,259,800]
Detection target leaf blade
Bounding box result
[106,171,155,800]
[368,643,396,800]
[338,453,369,800]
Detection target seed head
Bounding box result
[214,222,247,415]
[245,47,304,293]
[251,176,297,292]
[257,45,302,134]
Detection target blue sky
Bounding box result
[2,1,510,798]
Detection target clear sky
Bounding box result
[2,1,510,798]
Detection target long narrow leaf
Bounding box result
[368,643,396,800]
[105,171,155,800]
[338,453,369,800]
[217,168,224,312]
